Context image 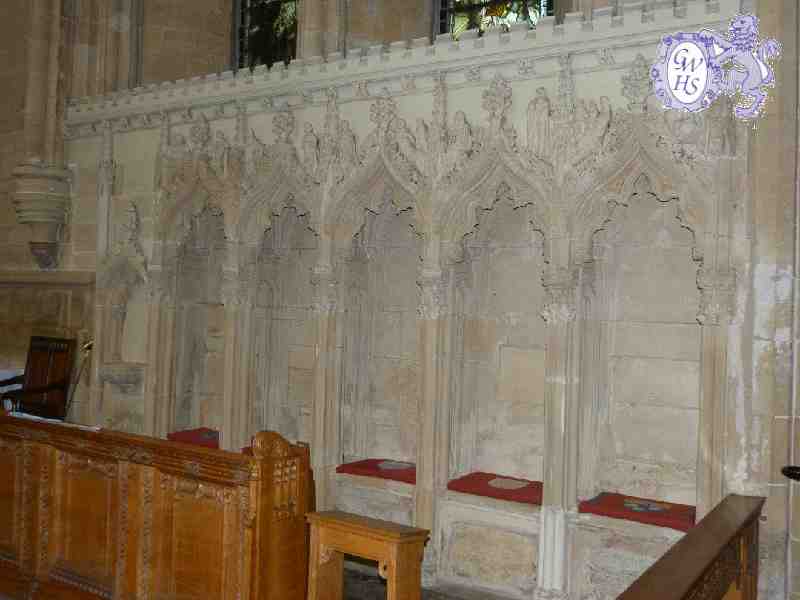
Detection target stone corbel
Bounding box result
[12,159,72,269]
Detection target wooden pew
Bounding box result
[0,411,312,600]
[618,494,765,600]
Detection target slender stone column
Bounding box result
[696,267,735,518]
[537,263,579,594]
[414,250,449,585]
[144,270,177,438]
[311,260,340,509]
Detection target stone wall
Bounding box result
[140,0,231,84]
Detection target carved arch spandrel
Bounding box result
[239,170,320,246]
[573,141,710,270]
[325,155,421,245]
[436,156,548,247]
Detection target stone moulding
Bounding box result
[64,0,738,137]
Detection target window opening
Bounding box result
[237,0,297,69]
[439,0,553,38]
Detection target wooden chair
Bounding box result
[0,336,76,420]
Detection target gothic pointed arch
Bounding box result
[326,151,421,243]
[239,170,318,246]
[436,151,547,247]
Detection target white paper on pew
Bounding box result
[9,411,101,432]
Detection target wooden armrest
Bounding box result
[0,374,24,387]
[1,381,68,399]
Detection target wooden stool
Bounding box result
[306,511,430,600]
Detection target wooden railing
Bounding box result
[619,494,765,600]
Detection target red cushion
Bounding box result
[241,447,252,455]
[336,459,416,484]
[167,427,220,449]
[447,472,543,505]
[578,492,696,532]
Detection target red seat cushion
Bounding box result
[241,446,252,455]
[167,427,220,449]
[447,472,543,505]
[336,459,416,484]
[579,492,696,532]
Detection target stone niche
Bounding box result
[336,195,421,524]
[453,200,547,482]
[590,181,701,507]
[252,206,318,443]
[173,206,227,432]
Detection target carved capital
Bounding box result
[541,266,578,325]
[417,272,446,320]
[697,268,737,326]
[311,265,338,314]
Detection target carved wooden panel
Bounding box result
[152,475,231,600]
[49,452,119,599]
[0,414,311,600]
[0,436,23,565]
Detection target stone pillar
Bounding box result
[537,263,579,595]
[311,260,339,509]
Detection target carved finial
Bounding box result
[482,74,513,135]
[189,114,211,152]
[272,111,295,143]
[622,54,652,113]
[556,54,576,117]
[369,89,398,132]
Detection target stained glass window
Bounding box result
[440,0,554,38]
[237,0,297,70]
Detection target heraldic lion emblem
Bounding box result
[698,14,782,119]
